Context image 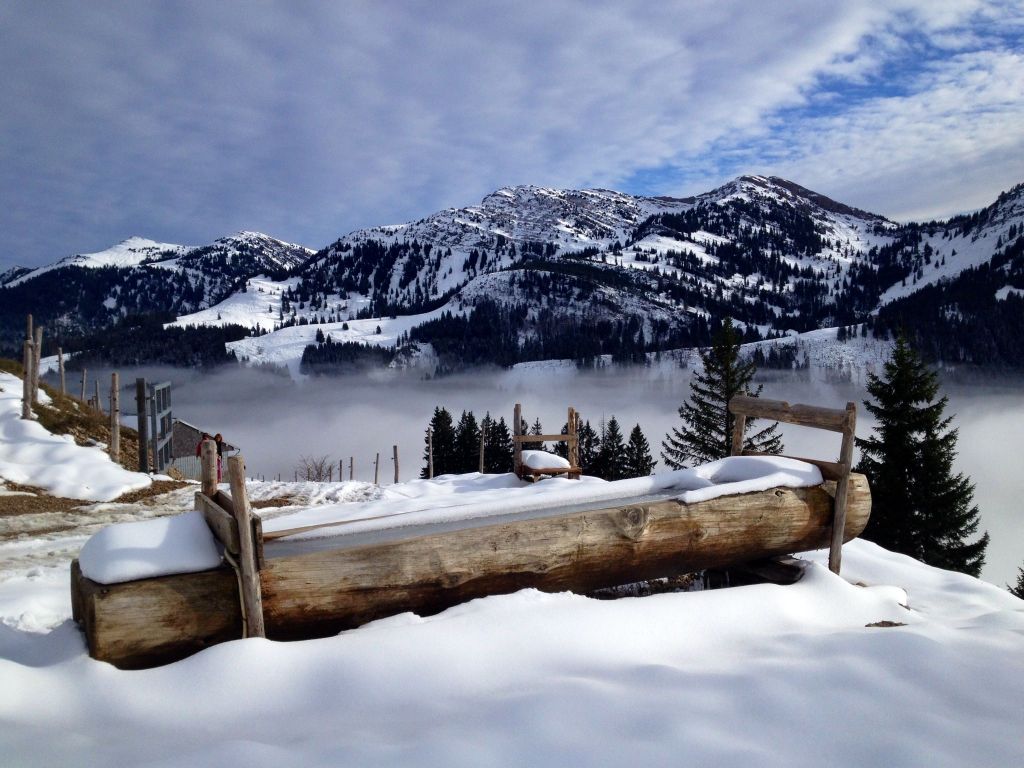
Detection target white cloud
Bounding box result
[0,0,1021,266]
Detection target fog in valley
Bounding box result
[54,362,1024,590]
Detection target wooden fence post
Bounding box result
[136,378,149,473]
[731,412,747,456]
[374,452,380,485]
[31,326,43,404]
[427,428,434,479]
[58,347,66,395]
[200,439,218,497]
[393,444,399,484]
[109,373,120,462]
[81,369,88,402]
[94,380,102,415]
[513,403,523,477]
[339,459,344,481]
[479,423,486,473]
[568,407,579,479]
[227,455,265,639]
[21,340,34,420]
[829,402,857,575]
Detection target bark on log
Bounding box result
[72,475,870,668]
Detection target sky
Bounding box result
[2,0,1023,270]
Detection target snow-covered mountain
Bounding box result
[0,232,314,349]
[4,176,1022,370]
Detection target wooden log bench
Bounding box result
[70,398,870,669]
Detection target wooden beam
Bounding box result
[729,395,852,433]
[196,492,239,555]
[200,440,218,497]
[73,475,870,666]
[829,402,857,574]
[513,403,523,477]
[513,434,579,444]
[227,455,265,638]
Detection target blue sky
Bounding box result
[2,0,1023,269]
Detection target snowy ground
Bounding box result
[2,367,1022,766]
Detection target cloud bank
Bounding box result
[1,0,1022,267]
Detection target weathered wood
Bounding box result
[427,428,433,479]
[21,341,33,420]
[349,455,354,481]
[568,407,579,479]
[196,492,240,555]
[374,452,380,485]
[513,434,578,444]
[31,326,43,404]
[478,424,485,473]
[71,559,242,669]
[227,455,265,638]
[731,412,747,456]
[729,395,852,433]
[200,439,218,497]
[393,444,399,484]
[94,380,102,414]
[135,378,149,473]
[81,368,87,402]
[513,403,523,476]
[109,373,120,461]
[57,347,65,395]
[830,402,857,574]
[520,467,583,477]
[74,475,870,666]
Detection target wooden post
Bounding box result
[136,378,149,473]
[200,440,218,497]
[731,412,747,456]
[393,444,399,484]
[374,452,380,485]
[21,340,34,420]
[513,403,523,477]
[427,428,434,479]
[829,402,857,575]
[568,406,579,479]
[349,456,354,481]
[31,325,43,404]
[26,314,32,345]
[58,347,66,395]
[109,373,120,462]
[81,369,88,402]
[227,455,265,639]
[479,423,486,473]
[339,459,344,481]
[94,380,102,415]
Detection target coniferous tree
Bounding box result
[661,317,782,469]
[421,407,456,477]
[577,420,599,475]
[623,424,656,478]
[590,417,627,480]
[454,410,481,473]
[523,417,545,451]
[484,415,514,473]
[1009,565,1024,600]
[856,336,989,576]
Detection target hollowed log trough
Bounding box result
[71,474,871,669]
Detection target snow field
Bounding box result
[0,372,151,501]
[0,541,1022,767]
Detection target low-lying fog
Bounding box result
[52,363,1023,590]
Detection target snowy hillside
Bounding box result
[6,176,1023,369]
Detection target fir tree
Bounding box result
[591,417,627,480]
[522,417,545,451]
[483,415,514,473]
[421,407,456,478]
[856,336,989,576]
[1009,564,1024,600]
[454,410,481,473]
[577,419,599,475]
[661,317,782,469]
[623,424,656,478]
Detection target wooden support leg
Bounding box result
[228,455,266,638]
[828,402,857,574]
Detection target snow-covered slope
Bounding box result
[5,236,190,287]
